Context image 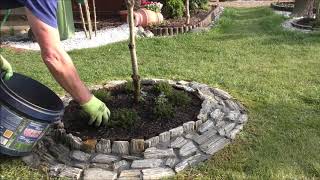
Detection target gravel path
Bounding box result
[1,24,130,52]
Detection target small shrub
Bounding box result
[152,82,173,95]
[93,89,112,102]
[168,91,192,106]
[123,81,135,94]
[154,96,174,119]
[190,0,208,10]
[163,0,185,18]
[108,108,139,129]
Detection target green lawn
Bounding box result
[1,7,320,180]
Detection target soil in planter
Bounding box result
[62,83,201,141]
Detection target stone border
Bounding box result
[282,17,314,33]
[148,5,224,37]
[270,2,294,12]
[23,79,248,180]
[290,18,320,31]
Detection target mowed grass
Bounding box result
[1,7,320,180]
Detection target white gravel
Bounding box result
[1,24,130,52]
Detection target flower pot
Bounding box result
[134,8,163,27]
[119,10,128,22]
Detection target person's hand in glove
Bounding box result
[0,55,13,81]
[81,95,110,127]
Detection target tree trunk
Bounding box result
[315,0,320,27]
[186,0,190,24]
[292,0,315,18]
[127,0,141,103]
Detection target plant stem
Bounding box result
[92,0,97,36]
[79,3,89,38]
[84,0,93,39]
[186,0,190,24]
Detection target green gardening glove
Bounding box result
[0,55,13,81]
[81,95,111,127]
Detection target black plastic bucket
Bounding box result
[0,72,64,156]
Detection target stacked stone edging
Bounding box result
[270,2,294,12]
[149,5,224,36]
[23,79,248,180]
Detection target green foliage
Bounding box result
[108,108,139,129]
[152,81,173,95]
[163,0,185,18]
[93,89,112,102]
[167,91,192,106]
[153,96,174,119]
[123,81,135,94]
[190,0,209,10]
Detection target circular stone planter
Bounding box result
[271,2,294,12]
[291,18,320,31]
[22,79,248,180]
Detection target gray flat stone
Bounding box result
[183,121,195,133]
[193,129,218,145]
[131,159,164,169]
[225,111,241,122]
[22,153,40,169]
[83,168,117,180]
[112,141,129,155]
[195,119,203,131]
[211,88,232,99]
[210,109,225,122]
[184,132,199,140]
[70,150,91,162]
[72,161,89,169]
[174,160,189,173]
[66,133,82,150]
[144,147,175,159]
[145,136,160,148]
[187,153,210,166]
[122,155,143,161]
[104,80,127,89]
[170,137,188,149]
[238,114,248,123]
[169,126,184,138]
[179,141,198,157]
[165,157,180,168]
[49,164,66,177]
[96,139,111,154]
[224,99,240,111]
[113,160,131,171]
[91,154,120,164]
[130,139,145,154]
[90,163,112,170]
[200,136,230,155]
[198,120,215,134]
[159,131,170,143]
[218,122,236,136]
[142,168,175,180]
[119,169,142,179]
[58,166,83,180]
[49,144,71,165]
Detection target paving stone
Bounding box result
[130,139,145,154]
[49,164,66,177]
[66,133,82,150]
[174,160,189,172]
[96,139,111,154]
[104,80,127,89]
[195,120,203,131]
[91,154,120,164]
[72,161,89,169]
[224,99,240,111]
[119,169,142,179]
[145,136,160,148]
[159,131,170,143]
[238,114,248,124]
[170,137,188,149]
[112,141,130,155]
[113,160,131,171]
[22,153,40,169]
[169,126,184,138]
[70,150,91,162]
[211,88,232,99]
[184,132,199,140]
[131,159,164,169]
[198,120,215,133]
[142,168,176,180]
[197,99,217,121]
[174,84,195,92]
[122,155,143,161]
[210,109,225,122]
[183,121,195,133]
[187,153,210,166]
[200,136,230,155]
[165,157,180,168]
[218,122,236,136]
[58,166,83,180]
[193,129,218,145]
[90,163,112,170]
[144,147,175,159]
[225,111,241,122]
[83,168,117,180]
[179,141,198,157]
[49,144,72,165]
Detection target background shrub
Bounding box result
[190,0,209,10]
[162,0,185,18]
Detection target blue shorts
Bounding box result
[1,0,58,28]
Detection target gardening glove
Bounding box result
[0,55,13,81]
[81,95,111,127]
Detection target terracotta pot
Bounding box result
[134,8,164,27]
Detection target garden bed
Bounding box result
[145,5,223,36]
[291,18,320,31]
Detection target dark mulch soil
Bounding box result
[292,18,320,30]
[62,85,201,141]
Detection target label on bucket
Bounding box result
[0,106,23,146]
